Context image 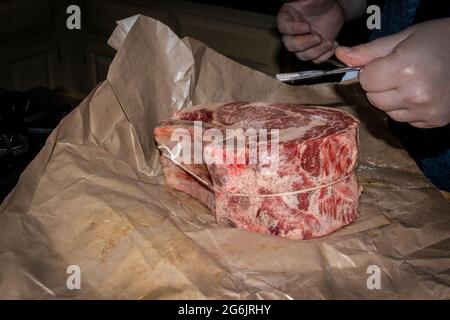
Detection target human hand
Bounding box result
[336,18,450,128]
[277,0,344,63]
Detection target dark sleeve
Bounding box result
[338,0,385,46]
[414,1,450,23]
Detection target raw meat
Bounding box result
[154,102,360,239]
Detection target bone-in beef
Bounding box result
[154,102,361,239]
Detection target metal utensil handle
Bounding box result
[276,67,361,82]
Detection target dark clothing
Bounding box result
[415,1,450,23]
[369,0,450,191]
[370,0,420,40]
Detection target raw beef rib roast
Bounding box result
[154,102,360,239]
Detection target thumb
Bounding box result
[336,28,414,67]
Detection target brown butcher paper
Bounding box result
[0,15,449,299]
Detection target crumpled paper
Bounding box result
[0,15,449,299]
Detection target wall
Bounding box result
[0,0,282,94]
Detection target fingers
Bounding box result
[312,41,338,64]
[283,32,335,62]
[386,109,422,123]
[367,86,448,127]
[367,90,433,124]
[366,90,404,111]
[409,122,439,129]
[335,28,414,67]
[277,3,336,63]
[278,20,311,36]
[277,5,311,36]
[282,34,322,52]
[379,102,437,125]
[359,53,402,92]
[295,39,335,61]
[277,3,339,63]
[366,90,414,122]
